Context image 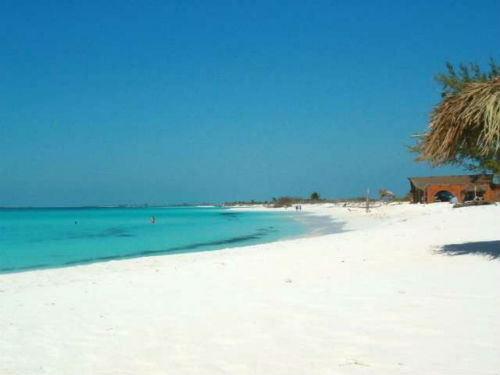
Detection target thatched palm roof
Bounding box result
[418,77,500,164]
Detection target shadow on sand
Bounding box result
[437,240,500,260]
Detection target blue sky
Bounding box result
[1,0,499,206]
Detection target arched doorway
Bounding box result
[433,190,455,202]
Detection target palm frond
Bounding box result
[418,77,500,165]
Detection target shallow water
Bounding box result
[0,207,310,273]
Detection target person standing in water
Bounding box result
[150,216,156,224]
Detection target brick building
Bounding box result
[408,175,500,203]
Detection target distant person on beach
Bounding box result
[150,216,156,224]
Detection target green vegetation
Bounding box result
[434,60,500,97]
[310,192,320,200]
[223,192,411,208]
[273,197,297,208]
[223,199,269,206]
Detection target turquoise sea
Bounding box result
[0,207,310,274]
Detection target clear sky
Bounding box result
[1,0,499,206]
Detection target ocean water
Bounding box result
[0,207,309,273]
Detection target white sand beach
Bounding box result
[1,202,499,374]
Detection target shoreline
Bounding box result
[1,202,499,373]
[230,205,346,238]
[0,207,315,275]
